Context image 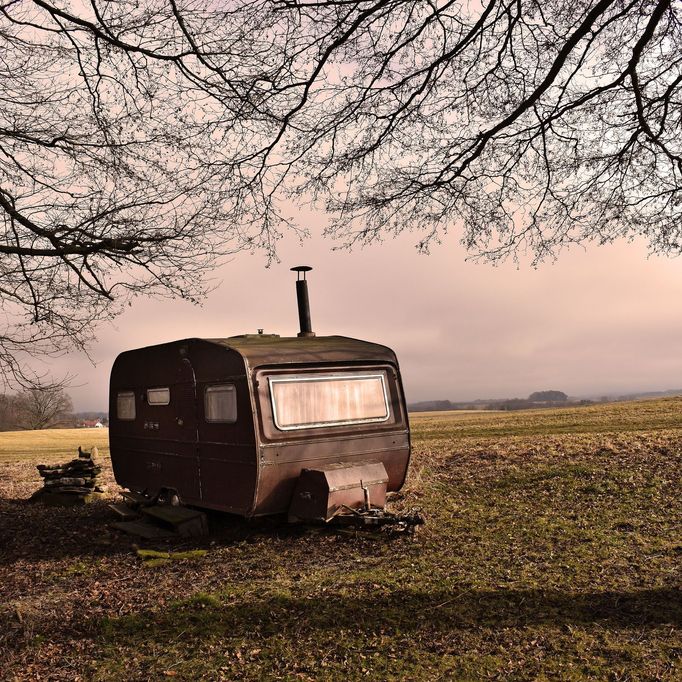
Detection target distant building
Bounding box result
[78,419,106,428]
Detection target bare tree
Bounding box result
[0,1,287,387]
[16,385,73,429]
[228,0,682,262]
[0,392,24,430]
[0,1,680,384]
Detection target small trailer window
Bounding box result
[269,373,389,430]
[205,384,237,423]
[117,391,136,420]
[147,387,170,405]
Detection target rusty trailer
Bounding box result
[109,267,412,524]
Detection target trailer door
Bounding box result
[161,354,201,502]
[196,377,257,514]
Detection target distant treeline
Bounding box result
[409,388,682,413]
[76,412,109,426]
[409,391,588,413]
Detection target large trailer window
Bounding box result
[269,373,389,430]
[117,391,136,420]
[205,384,237,423]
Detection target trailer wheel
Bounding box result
[157,488,181,507]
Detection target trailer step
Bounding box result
[140,506,208,537]
[108,502,139,521]
[111,520,177,539]
[120,490,154,508]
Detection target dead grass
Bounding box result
[0,427,110,463]
[0,402,680,680]
[411,396,682,440]
[410,409,502,417]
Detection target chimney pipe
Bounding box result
[291,266,315,337]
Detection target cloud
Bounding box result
[54,233,682,410]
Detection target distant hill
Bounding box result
[528,390,568,402]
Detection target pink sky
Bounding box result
[59,230,682,412]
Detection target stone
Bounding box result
[44,477,87,487]
[40,491,104,506]
[33,446,104,506]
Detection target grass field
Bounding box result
[0,401,680,680]
[0,427,110,463]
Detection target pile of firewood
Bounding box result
[31,446,105,505]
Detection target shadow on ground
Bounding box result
[102,586,681,644]
[0,496,317,565]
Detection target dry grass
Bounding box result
[410,409,502,417]
[0,401,680,680]
[0,427,110,463]
[411,396,682,439]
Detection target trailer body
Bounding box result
[109,334,410,517]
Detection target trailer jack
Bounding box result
[329,505,425,534]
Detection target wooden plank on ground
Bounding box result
[111,520,176,539]
[141,506,208,537]
[108,502,139,521]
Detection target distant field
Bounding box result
[0,427,110,463]
[411,396,682,439]
[0,401,680,680]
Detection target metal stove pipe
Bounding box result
[291,266,315,337]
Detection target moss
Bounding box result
[136,548,208,565]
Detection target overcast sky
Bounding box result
[54,228,682,412]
